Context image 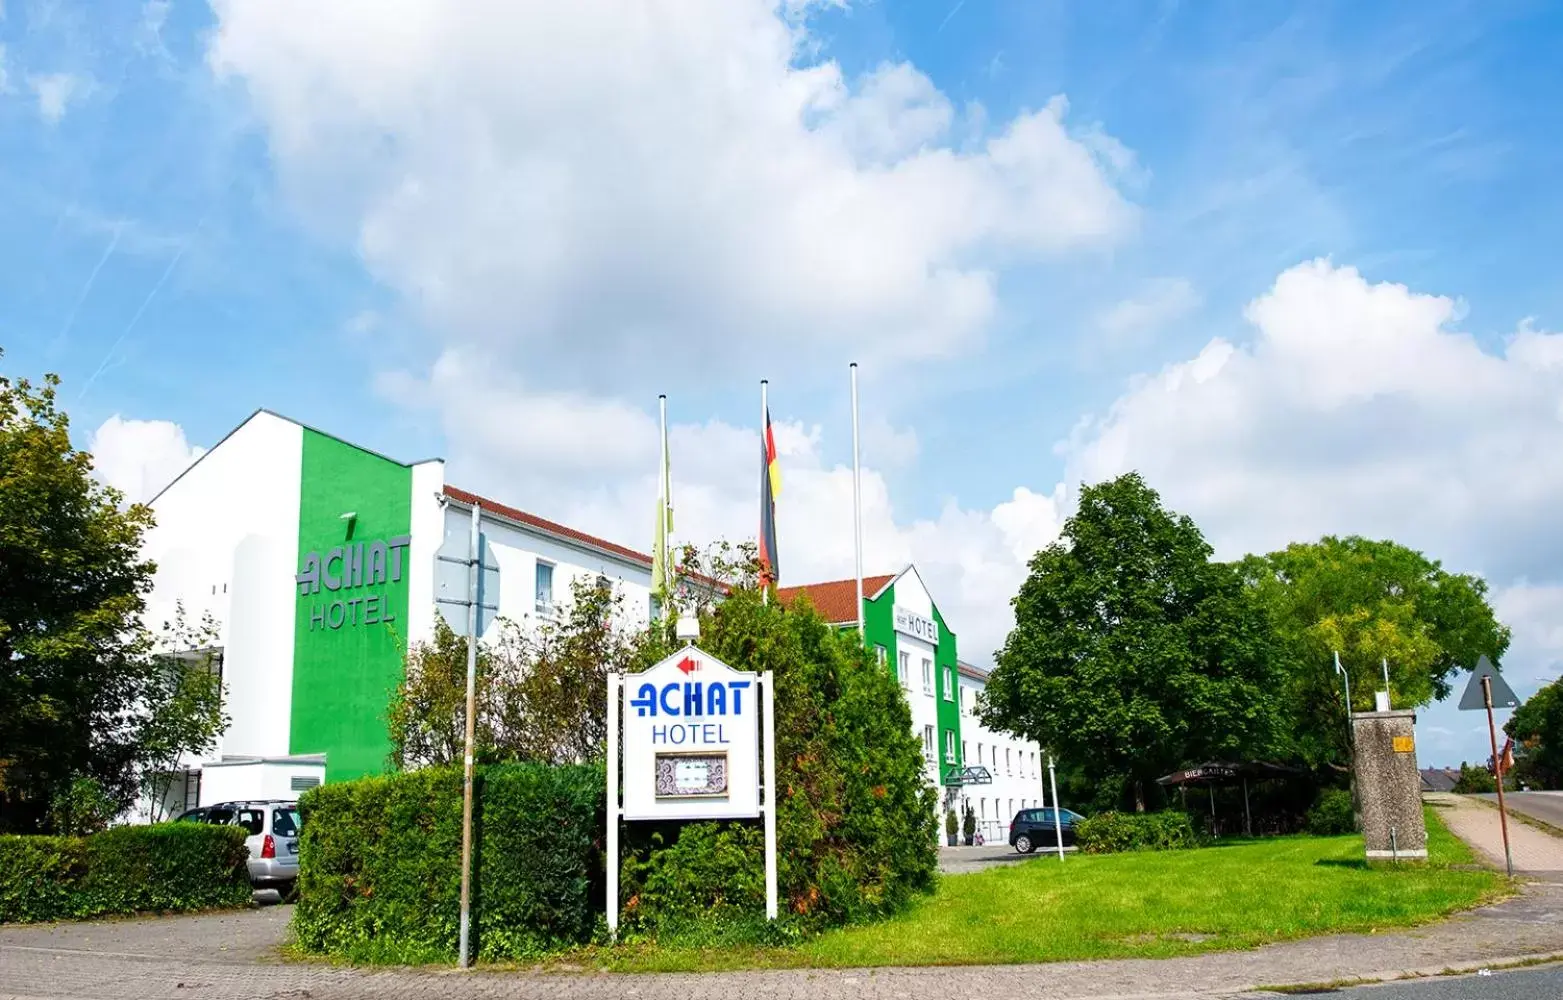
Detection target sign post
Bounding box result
[1458,656,1519,878]
[606,629,777,936]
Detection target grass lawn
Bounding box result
[584,808,1506,972]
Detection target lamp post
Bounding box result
[1047,755,1064,862]
[1334,651,1352,747]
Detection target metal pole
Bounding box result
[659,393,670,607]
[606,673,621,938]
[1484,675,1515,877]
[763,673,778,920]
[1048,755,1064,861]
[850,363,864,640]
[457,501,480,969]
[760,380,769,606]
[1381,657,1390,703]
[1243,777,1251,837]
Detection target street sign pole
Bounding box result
[1483,675,1515,878]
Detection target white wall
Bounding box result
[403,459,448,648]
[144,412,303,761]
[436,502,655,642]
[198,760,325,806]
[958,670,1048,843]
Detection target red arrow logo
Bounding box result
[676,655,699,675]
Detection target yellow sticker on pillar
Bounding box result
[1392,735,1415,753]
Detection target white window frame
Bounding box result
[942,666,954,701]
[875,645,887,670]
[898,651,910,689]
[922,725,935,764]
[534,560,555,616]
[944,730,956,763]
[921,657,932,695]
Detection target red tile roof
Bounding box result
[775,575,895,624]
[446,485,653,567]
[443,485,725,590]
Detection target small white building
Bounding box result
[956,662,1050,844]
[140,409,660,815]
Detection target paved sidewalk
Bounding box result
[1427,793,1563,878]
[3,882,1562,1000]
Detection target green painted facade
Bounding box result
[857,574,962,780]
[289,429,413,782]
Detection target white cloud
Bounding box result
[1093,276,1200,340]
[89,416,206,505]
[28,72,89,123]
[206,0,1134,387]
[1064,259,1563,583]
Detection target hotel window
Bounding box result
[875,645,887,671]
[1005,747,1012,774]
[976,742,983,766]
[921,658,932,695]
[534,561,554,614]
[962,740,968,765]
[1031,751,1037,777]
[943,666,954,700]
[898,651,910,688]
[944,730,956,763]
[922,725,935,762]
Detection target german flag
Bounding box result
[759,407,781,587]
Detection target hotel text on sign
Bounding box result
[621,649,761,821]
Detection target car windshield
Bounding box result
[273,808,300,837]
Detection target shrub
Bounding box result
[0,823,250,923]
[292,762,603,963]
[1453,763,1496,794]
[1305,787,1357,835]
[1075,811,1201,854]
[618,589,938,938]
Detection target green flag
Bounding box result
[651,398,674,602]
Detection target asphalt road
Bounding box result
[1326,964,1563,1000]
[1477,791,1563,830]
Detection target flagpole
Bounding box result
[660,393,670,602]
[850,362,863,640]
[761,379,769,606]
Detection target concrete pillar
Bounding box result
[1349,709,1426,860]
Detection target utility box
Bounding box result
[1350,709,1426,860]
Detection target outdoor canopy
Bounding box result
[1156,761,1306,835]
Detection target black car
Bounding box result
[1009,807,1085,853]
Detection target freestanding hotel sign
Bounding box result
[606,638,777,936]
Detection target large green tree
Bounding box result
[1235,536,1510,768]
[0,355,156,831]
[1506,679,1563,790]
[981,472,1284,811]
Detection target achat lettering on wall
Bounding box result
[295,535,411,631]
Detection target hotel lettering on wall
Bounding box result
[893,605,939,644]
[296,536,411,631]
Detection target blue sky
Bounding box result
[4,0,1563,766]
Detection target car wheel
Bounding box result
[1015,834,1034,854]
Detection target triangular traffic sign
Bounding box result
[1457,655,1519,711]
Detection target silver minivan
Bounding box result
[177,800,301,893]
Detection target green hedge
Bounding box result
[292,762,603,963]
[1075,811,1202,854]
[0,823,251,923]
[1305,787,1357,835]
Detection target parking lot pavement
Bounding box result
[938,842,1075,873]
